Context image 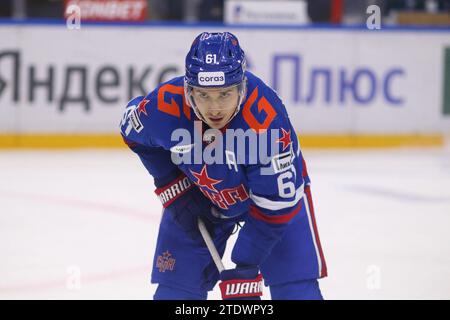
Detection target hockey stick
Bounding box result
[197,217,225,273]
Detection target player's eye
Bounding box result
[197,92,209,99]
[220,92,230,98]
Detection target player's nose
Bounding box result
[209,109,221,116]
[208,104,222,116]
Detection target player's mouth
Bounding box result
[208,116,224,124]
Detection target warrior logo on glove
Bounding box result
[220,274,263,299]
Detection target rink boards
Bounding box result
[0,23,449,147]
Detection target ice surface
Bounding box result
[1,146,449,299]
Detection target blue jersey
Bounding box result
[120,71,311,266]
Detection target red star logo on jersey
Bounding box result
[137,99,149,116]
[190,165,222,193]
[276,128,292,151]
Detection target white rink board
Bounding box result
[0,25,449,134]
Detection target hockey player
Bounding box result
[120,32,327,300]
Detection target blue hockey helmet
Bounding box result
[184,32,247,124]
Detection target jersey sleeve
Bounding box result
[119,94,180,184]
[231,86,310,267]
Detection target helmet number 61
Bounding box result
[206,54,218,64]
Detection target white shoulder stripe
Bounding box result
[250,183,304,211]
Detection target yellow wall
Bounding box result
[0,134,443,149]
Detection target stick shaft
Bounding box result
[197,218,225,273]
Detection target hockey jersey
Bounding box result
[120,71,311,267]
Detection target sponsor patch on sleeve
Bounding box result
[129,109,144,133]
[121,105,144,136]
[271,147,294,174]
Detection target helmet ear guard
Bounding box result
[184,79,205,122]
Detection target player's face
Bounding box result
[192,86,239,129]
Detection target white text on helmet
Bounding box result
[198,72,226,86]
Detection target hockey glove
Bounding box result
[154,170,216,239]
[219,266,263,300]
